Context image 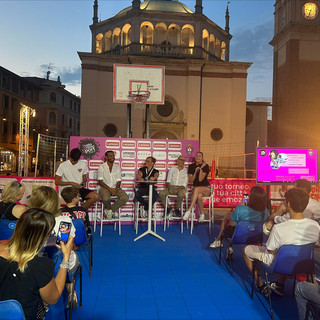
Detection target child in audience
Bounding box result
[60,186,91,235]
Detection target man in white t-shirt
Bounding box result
[98,151,128,219]
[243,188,320,297]
[159,155,188,217]
[55,148,99,208]
[264,179,320,234]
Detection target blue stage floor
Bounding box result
[62,223,298,320]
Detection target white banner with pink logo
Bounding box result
[70,137,199,222]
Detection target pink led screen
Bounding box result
[256,148,318,184]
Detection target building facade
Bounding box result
[79,0,250,169]
[269,0,320,150]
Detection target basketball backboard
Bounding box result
[113,64,165,104]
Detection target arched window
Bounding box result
[154,23,167,45]
[112,28,121,48]
[140,22,154,53]
[168,24,180,46]
[50,92,56,103]
[95,33,103,53]
[215,38,221,57]
[202,29,209,51]
[49,112,56,125]
[221,41,226,61]
[122,24,132,46]
[104,30,112,51]
[209,34,215,55]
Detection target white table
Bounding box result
[134,181,165,242]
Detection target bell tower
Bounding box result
[269,0,320,149]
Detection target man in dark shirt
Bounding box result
[135,157,159,218]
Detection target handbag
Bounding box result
[0,203,17,241]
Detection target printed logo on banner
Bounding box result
[113,150,120,159]
[152,141,167,150]
[168,152,181,161]
[89,160,103,169]
[137,161,146,168]
[168,142,182,150]
[121,161,136,170]
[89,171,98,180]
[158,171,166,181]
[121,182,135,189]
[126,192,135,201]
[105,140,120,149]
[186,144,194,154]
[153,151,167,160]
[121,150,136,159]
[137,150,152,160]
[121,140,136,149]
[79,138,100,159]
[88,181,98,189]
[137,141,151,149]
[168,162,176,169]
[121,171,136,180]
[154,162,166,170]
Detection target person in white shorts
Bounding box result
[55,148,99,209]
[243,188,320,297]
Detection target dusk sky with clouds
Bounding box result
[0,0,274,100]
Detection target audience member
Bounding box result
[210,186,268,258]
[264,179,320,235]
[159,155,188,218]
[243,188,320,296]
[55,148,99,208]
[97,151,128,219]
[0,181,27,220]
[295,281,320,320]
[135,156,159,218]
[183,152,211,222]
[0,208,74,320]
[60,186,91,235]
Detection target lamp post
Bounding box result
[18,104,35,177]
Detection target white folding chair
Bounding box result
[190,187,214,235]
[94,196,121,236]
[164,193,188,233]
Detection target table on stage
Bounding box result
[134,180,165,242]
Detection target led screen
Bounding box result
[256,148,318,184]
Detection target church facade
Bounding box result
[79,0,250,167]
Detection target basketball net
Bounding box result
[128,90,150,109]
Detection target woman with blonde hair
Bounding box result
[0,180,27,220]
[0,208,74,319]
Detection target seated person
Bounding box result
[159,155,188,218]
[97,150,128,219]
[264,179,320,235]
[60,186,91,235]
[210,186,268,256]
[0,208,74,320]
[0,181,27,220]
[135,157,159,218]
[183,152,211,222]
[243,188,320,296]
[295,281,320,320]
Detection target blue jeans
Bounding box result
[135,187,158,210]
[295,281,320,320]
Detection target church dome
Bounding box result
[117,0,193,16]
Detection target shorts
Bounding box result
[79,187,93,200]
[244,244,272,266]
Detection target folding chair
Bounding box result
[73,218,93,278]
[0,299,25,320]
[164,193,188,233]
[252,243,315,320]
[190,187,215,235]
[219,220,263,276]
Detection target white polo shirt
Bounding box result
[166,166,188,188]
[97,162,121,188]
[56,159,88,185]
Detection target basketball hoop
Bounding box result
[128,90,151,104]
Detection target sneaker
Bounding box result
[174,209,181,217]
[199,214,205,223]
[263,223,271,236]
[183,210,191,221]
[257,282,271,297]
[270,281,284,296]
[210,239,223,248]
[104,209,113,219]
